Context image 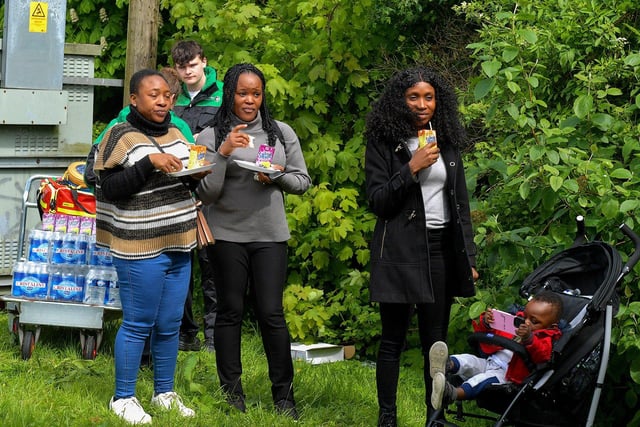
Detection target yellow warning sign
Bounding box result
[29,2,48,33]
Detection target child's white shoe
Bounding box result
[429,341,449,378]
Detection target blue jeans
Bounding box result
[113,252,191,398]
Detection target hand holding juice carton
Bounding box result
[418,128,437,149]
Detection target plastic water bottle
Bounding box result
[49,264,85,303]
[51,232,88,265]
[51,232,73,264]
[76,265,87,297]
[12,261,49,299]
[83,267,107,305]
[103,266,121,308]
[27,230,52,263]
[11,261,26,297]
[74,233,89,265]
[88,235,113,266]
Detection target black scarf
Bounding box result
[126,105,171,137]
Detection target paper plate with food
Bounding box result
[167,163,215,177]
[234,160,279,175]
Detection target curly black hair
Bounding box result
[208,63,281,148]
[364,66,467,148]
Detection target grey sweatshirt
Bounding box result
[195,113,311,242]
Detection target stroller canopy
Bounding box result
[520,242,622,314]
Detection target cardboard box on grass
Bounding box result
[291,342,344,364]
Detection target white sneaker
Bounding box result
[431,372,446,410]
[109,396,152,424]
[429,341,449,379]
[151,391,195,417]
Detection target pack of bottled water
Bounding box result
[83,265,120,308]
[11,261,49,300]
[49,264,86,303]
[11,213,120,307]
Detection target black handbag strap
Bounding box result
[69,188,93,214]
[146,135,164,152]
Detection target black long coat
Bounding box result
[365,137,476,303]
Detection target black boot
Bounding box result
[378,408,397,427]
[225,393,246,413]
[275,399,299,420]
[426,405,455,427]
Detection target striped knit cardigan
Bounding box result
[94,121,197,260]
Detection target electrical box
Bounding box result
[0,0,121,290]
[1,0,67,90]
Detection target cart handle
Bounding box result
[17,175,54,261]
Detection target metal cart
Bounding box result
[1,175,121,360]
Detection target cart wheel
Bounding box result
[82,335,97,360]
[21,330,35,360]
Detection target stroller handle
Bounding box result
[619,223,640,276]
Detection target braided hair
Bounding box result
[209,63,281,148]
[364,66,467,149]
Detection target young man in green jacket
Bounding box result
[172,40,223,138]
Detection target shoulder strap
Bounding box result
[145,135,165,153]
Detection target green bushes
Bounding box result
[457,0,640,424]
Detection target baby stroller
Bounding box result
[428,217,640,427]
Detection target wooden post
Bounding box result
[122,0,159,106]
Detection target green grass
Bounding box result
[0,310,493,426]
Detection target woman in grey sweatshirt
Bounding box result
[196,63,311,420]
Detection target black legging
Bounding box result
[376,230,454,413]
[208,240,294,403]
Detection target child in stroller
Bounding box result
[430,290,564,410]
[424,220,640,427]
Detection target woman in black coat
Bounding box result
[364,66,479,427]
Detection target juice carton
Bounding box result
[255,145,275,168]
[188,145,207,169]
[42,212,56,231]
[418,129,437,148]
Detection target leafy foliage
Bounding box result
[454,0,640,424]
[58,0,465,353]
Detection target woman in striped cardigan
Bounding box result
[94,68,209,425]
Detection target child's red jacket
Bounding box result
[472,312,562,384]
